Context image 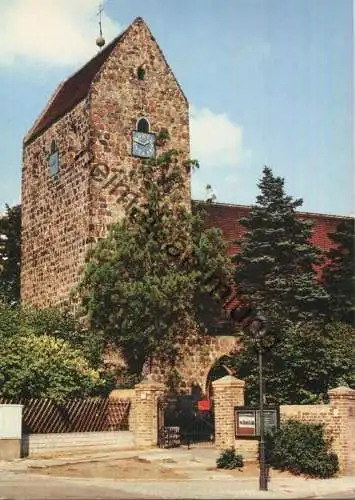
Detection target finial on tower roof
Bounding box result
[96,3,106,49]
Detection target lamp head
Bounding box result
[250,315,268,337]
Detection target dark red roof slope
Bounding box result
[25,34,123,145]
[193,200,353,316]
[195,200,351,254]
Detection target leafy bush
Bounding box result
[230,320,355,406]
[0,301,22,337]
[267,419,339,478]
[217,447,244,469]
[0,303,105,367]
[0,334,112,403]
[0,303,115,401]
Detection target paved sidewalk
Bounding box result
[0,447,354,499]
[0,472,148,500]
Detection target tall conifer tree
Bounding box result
[322,219,355,324]
[234,166,328,331]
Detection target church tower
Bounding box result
[21,17,190,307]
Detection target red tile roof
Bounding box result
[24,34,123,145]
[193,200,353,317]
[195,200,351,254]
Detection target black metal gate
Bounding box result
[158,395,214,448]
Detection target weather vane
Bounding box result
[96,3,106,49]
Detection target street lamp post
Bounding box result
[250,316,268,491]
[230,307,271,491]
[258,340,267,490]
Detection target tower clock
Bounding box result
[132,117,156,159]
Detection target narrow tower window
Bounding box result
[136,118,150,133]
[49,140,59,177]
[137,66,145,80]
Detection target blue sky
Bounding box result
[0,0,353,215]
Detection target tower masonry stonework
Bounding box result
[21,17,352,395]
[22,17,189,308]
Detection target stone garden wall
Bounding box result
[280,387,355,476]
[211,375,355,476]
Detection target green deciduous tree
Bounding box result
[0,302,113,401]
[322,218,355,325]
[22,306,105,368]
[229,320,355,405]
[0,303,105,368]
[0,334,109,402]
[0,204,21,304]
[78,149,233,374]
[234,166,329,334]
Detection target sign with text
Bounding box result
[235,410,256,436]
[235,407,279,438]
[255,409,278,435]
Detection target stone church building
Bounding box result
[21,17,350,395]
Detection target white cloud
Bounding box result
[0,0,122,67]
[190,106,250,169]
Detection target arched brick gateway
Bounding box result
[172,334,239,396]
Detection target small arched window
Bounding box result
[136,117,150,133]
[49,139,59,177]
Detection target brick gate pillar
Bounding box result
[328,386,355,476]
[212,375,245,449]
[133,376,165,447]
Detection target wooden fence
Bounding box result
[0,397,130,433]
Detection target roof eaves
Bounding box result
[24,30,127,146]
[23,81,65,146]
[193,199,354,220]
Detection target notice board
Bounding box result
[235,407,279,438]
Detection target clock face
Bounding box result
[132,131,156,159]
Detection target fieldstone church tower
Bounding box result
[21,17,348,393]
[22,17,190,307]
